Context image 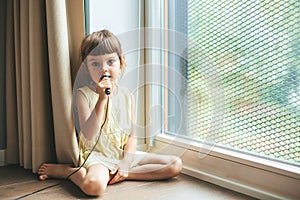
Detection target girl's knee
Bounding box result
[82,177,107,196]
[170,157,182,177]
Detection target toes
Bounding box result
[37,163,48,181]
[38,164,46,173]
[39,174,48,181]
[39,163,48,169]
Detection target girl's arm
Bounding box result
[109,94,136,185]
[123,94,137,163]
[76,90,108,140]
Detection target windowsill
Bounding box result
[155,133,300,175]
[149,133,300,200]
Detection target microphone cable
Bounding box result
[15,97,110,200]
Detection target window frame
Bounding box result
[145,0,300,199]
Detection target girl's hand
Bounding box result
[108,160,130,185]
[96,76,112,99]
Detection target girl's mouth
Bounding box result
[100,75,111,80]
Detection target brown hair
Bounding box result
[80,29,125,66]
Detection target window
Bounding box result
[166,0,300,166]
[155,0,300,199]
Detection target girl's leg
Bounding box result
[38,163,82,180]
[38,163,111,196]
[76,164,111,196]
[127,154,182,181]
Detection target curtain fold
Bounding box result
[45,0,83,166]
[5,0,19,165]
[30,0,56,170]
[5,0,84,172]
[0,0,7,151]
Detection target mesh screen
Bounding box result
[187,0,300,164]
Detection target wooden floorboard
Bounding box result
[0,165,256,200]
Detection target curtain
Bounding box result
[5,0,85,172]
[0,0,7,150]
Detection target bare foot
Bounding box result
[38,163,74,181]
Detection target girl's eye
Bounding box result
[91,62,100,67]
[108,59,116,65]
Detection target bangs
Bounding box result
[89,37,121,57]
[81,30,123,63]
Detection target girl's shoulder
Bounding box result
[114,86,133,107]
[117,86,133,101]
[77,86,98,104]
[77,86,93,94]
[77,86,98,97]
[118,86,131,96]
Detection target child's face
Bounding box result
[86,52,122,84]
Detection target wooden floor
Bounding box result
[0,165,256,200]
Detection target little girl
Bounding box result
[38,29,182,196]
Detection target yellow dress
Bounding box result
[77,86,142,171]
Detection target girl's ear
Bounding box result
[120,56,126,67]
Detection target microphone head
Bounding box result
[105,88,111,95]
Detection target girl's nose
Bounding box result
[103,65,110,71]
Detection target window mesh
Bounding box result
[187,0,300,165]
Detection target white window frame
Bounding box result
[144,1,300,199]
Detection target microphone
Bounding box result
[100,75,111,95]
[105,88,111,95]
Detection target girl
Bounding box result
[38,29,182,196]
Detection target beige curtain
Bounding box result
[5,0,84,172]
